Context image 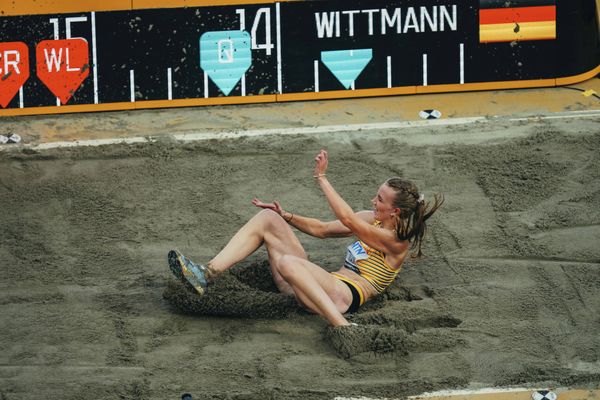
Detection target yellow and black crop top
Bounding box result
[343,221,400,293]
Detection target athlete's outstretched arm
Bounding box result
[313,150,394,252]
[252,198,356,238]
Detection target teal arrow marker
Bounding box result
[321,49,373,89]
[200,31,252,96]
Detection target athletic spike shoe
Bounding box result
[167,250,208,295]
[168,250,184,281]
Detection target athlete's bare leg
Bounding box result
[208,209,305,294]
[276,254,353,326]
[207,209,352,326]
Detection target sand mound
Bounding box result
[163,267,298,319]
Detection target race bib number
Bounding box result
[345,241,368,271]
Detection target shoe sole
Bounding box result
[168,250,205,296]
[168,250,185,281]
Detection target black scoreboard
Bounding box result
[0,0,598,114]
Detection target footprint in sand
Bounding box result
[163,263,464,359]
[325,293,463,358]
[163,261,298,319]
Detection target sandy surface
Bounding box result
[1,114,599,399]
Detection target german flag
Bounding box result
[479,0,556,43]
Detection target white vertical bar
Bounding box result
[50,18,59,39]
[276,2,283,94]
[167,68,173,100]
[422,54,428,86]
[19,87,24,108]
[351,81,355,90]
[130,69,135,102]
[314,60,319,92]
[91,12,99,104]
[237,9,246,30]
[204,72,209,98]
[238,9,247,97]
[387,56,392,88]
[49,18,61,106]
[459,43,464,84]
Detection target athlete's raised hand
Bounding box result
[251,198,284,216]
[314,149,328,177]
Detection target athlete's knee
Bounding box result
[257,208,278,218]
[256,209,285,226]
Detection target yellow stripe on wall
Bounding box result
[0,0,132,16]
[0,0,301,16]
[480,21,556,43]
[409,389,600,400]
[133,0,298,9]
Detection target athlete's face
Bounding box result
[371,184,399,221]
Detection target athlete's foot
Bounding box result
[167,250,209,295]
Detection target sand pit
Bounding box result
[1,115,599,399]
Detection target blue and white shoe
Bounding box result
[168,250,208,295]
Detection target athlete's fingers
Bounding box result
[314,150,328,174]
[253,198,283,214]
[252,198,270,209]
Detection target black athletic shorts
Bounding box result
[339,279,361,314]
